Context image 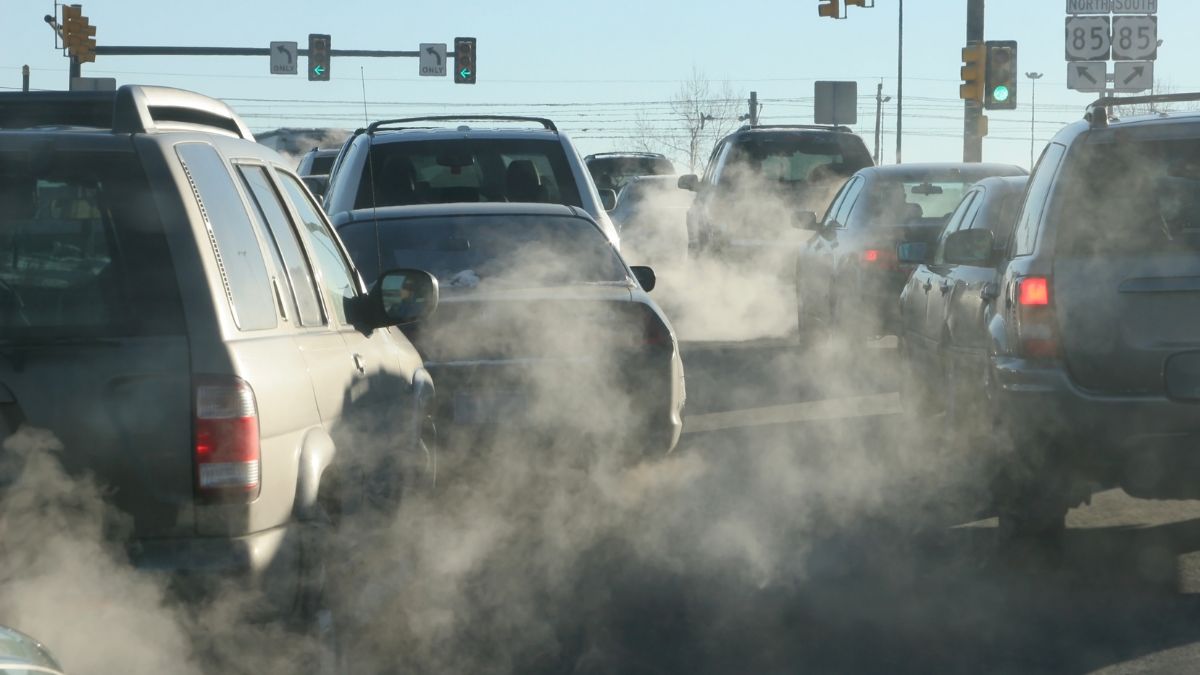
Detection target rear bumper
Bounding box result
[128,523,301,609]
[992,355,1200,496]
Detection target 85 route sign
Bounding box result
[1065,16,1111,61]
[1111,16,1157,60]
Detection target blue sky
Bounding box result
[3,0,1194,170]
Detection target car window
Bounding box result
[0,150,184,339]
[339,214,627,290]
[1055,137,1200,256]
[278,173,358,325]
[309,154,336,175]
[933,192,980,266]
[703,142,730,186]
[977,188,1024,248]
[355,138,582,209]
[589,157,675,193]
[821,177,853,227]
[834,177,864,227]
[176,143,277,331]
[723,136,853,186]
[237,165,325,327]
[1011,143,1066,257]
[860,178,977,228]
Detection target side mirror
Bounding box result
[371,268,438,327]
[631,265,656,292]
[792,210,817,230]
[677,174,699,192]
[897,241,929,265]
[943,229,996,266]
[301,175,329,201]
[599,188,618,211]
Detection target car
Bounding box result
[296,146,341,177]
[0,625,64,674]
[333,202,686,457]
[794,162,1026,344]
[0,86,437,639]
[585,151,676,195]
[321,115,622,248]
[964,94,1200,538]
[608,175,695,269]
[677,124,873,264]
[896,175,1028,415]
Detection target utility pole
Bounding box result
[1025,71,1043,169]
[21,65,29,92]
[896,0,903,164]
[964,0,985,163]
[874,82,891,165]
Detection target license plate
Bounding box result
[452,391,524,424]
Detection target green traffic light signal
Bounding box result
[992,85,1010,102]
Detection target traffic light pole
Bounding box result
[963,0,985,163]
[93,46,420,58]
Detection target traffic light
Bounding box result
[959,43,985,102]
[61,4,96,63]
[818,0,843,18]
[984,40,1018,110]
[454,37,476,84]
[845,0,875,6]
[308,34,330,82]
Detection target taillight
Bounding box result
[860,247,898,270]
[1016,276,1058,359]
[641,308,673,349]
[194,377,261,501]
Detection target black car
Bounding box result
[678,124,873,263]
[969,95,1200,538]
[334,202,686,457]
[585,152,676,195]
[897,175,1028,414]
[794,163,1026,344]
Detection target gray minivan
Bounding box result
[0,86,437,634]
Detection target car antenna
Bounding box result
[361,66,383,277]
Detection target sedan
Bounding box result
[897,175,1028,415]
[334,202,685,457]
[794,162,1026,344]
[609,175,695,270]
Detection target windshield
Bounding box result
[355,138,583,210]
[724,137,855,185]
[0,150,183,340]
[338,213,627,289]
[859,179,976,226]
[588,156,675,192]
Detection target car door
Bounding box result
[824,176,866,325]
[275,170,417,488]
[920,190,981,353]
[688,141,727,250]
[801,175,860,326]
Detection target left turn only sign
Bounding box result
[420,43,447,77]
[270,41,298,75]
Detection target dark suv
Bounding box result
[585,151,675,194]
[981,94,1200,537]
[0,86,437,636]
[678,124,873,262]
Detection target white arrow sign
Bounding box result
[1067,61,1107,92]
[270,41,298,75]
[1114,60,1153,92]
[419,43,447,77]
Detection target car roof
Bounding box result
[727,125,855,139]
[857,162,1026,180]
[972,175,1029,191]
[341,201,587,223]
[586,152,669,160]
[360,127,563,144]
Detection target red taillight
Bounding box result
[860,247,898,270]
[862,249,880,263]
[642,308,673,348]
[1018,276,1050,306]
[1016,276,1058,359]
[194,377,261,501]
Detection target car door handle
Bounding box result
[922,279,932,292]
[353,353,366,375]
[981,282,1000,301]
[940,281,952,294]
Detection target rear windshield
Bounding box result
[0,150,183,339]
[355,139,583,210]
[1056,138,1200,255]
[338,214,627,290]
[588,156,675,192]
[858,179,979,227]
[724,135,871,186]
[308,154,336,175]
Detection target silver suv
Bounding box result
[0,86,437,621]
[321,115,621,248]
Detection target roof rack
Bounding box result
[584,151,667,159]
[365,115,557,134]
[1085,92,1200,129]
[0,85,253,140]
[738,123,853,133]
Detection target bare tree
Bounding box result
[1111,79,1200,117]
[638,68,743,174]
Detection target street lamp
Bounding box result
[1025,71,1044,169]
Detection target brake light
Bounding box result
[194,377,261,501]
[862,249,879,263]
[1016,276,1058,359]
[642,308,673,348]
[860,247,898,270]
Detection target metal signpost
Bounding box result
[1065,0,1158,96]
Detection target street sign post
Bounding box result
[1114,60,1154,92]
[814,81,857,125]
[1111,16,1157,60]
[419,43,446,76]
[269,41,297,75]
[1065,16,1111,61]
[1067,61,1107,91]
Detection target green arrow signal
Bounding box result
[313,65,325,76]
[459,67,471,79]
